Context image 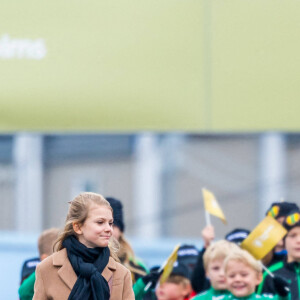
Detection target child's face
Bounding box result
[74,204,113,248]
[286,226,300,262]
[225,260,261,298]
[155,282,187,300]
[206,258,226,290]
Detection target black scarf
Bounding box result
[63,235,110,300]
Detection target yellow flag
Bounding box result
[159,244,180,285]
[241,216,287,260]
[202,188,226,224]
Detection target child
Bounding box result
[191,240,240,299]
[106,196,148,283]
[33,192,134,300]
[135,263,192,300]
[224,248,289,300]
[258,209,300,299]
[262,201,299,266]
[191,226,249,294]
[19,228,60,300]
[155,273,192,300]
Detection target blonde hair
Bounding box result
[38,228,60,257]
[224,248,262,274]
[54,192,119,261]
[203,240,239,270]
[118,232,147,278]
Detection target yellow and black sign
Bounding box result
[241,216,287,260]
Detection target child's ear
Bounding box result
[40,253,48,261]
[205,271,210,280]
[256,272,263,285]
[181,283,192,299]
[73,222,82,234]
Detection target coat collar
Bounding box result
[52,248,116,290]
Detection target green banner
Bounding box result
[0,0,299,131]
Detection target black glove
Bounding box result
[273,274,290,297]
[141,270,161,289]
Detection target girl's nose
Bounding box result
[105,222,113,231]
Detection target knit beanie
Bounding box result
[106,197,125,232]
[171,262,190,279]
[283,209,300,231]
[176,244,199,279]
[225,228,250,244]
[265,202,299,219]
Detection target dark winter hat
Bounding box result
[176,244,199,279]
[20,257,40,283]
[283,209,300,231]
[106,197,125,232]
[225,228,250,244]
[171,262,190,279]
[177,244,199,261]
[265,202,299,219]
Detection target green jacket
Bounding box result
[18,271,35,300]
[191,287,228,299]
[133,277,156,300]
[223,292,288,300]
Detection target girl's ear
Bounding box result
[73,222,82,234]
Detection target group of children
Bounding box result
[136,201,300,300]
[19,198,300,300]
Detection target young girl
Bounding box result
[33,192,134,300]
[106,197,148,283]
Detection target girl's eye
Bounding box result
[97,221,103,224]
[109,223,113,226]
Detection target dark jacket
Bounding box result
[257,259,300,299]
[191,248,210,293]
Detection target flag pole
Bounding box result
[205,210,211,226]
[144,244,180,292]
[261,264,290,293]
[262,264,274,278]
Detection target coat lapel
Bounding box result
[102,257,116,283]
[53,248,77,290]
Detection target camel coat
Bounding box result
[33,248,134,300]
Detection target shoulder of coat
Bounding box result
[37,248,68,271]
[111,258,131,275]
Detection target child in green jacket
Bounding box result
[222,247,289,300]
[191,240,240,299]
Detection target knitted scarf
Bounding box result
[63,235,110,300]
